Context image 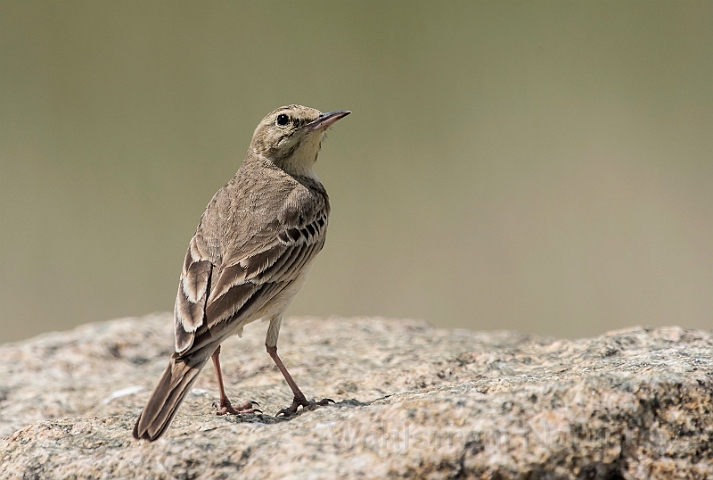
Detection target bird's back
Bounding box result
[200,156,328,260]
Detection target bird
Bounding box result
[133,105,350,441]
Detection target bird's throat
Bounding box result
[277,132,323,179]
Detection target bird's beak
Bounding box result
[306,110,351,132]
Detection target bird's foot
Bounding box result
[276,395,334,417]
[214,398,261,416]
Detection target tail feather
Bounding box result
[133,353,210,441]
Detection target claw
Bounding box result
[276,396,334,417]
[214,399,260,416]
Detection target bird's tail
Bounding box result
[133,352,210,441]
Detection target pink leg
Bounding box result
[211,345,260,415]
[266,345,333,416]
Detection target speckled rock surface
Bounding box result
[0,314,711,479]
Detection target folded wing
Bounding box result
[174,207,328,356]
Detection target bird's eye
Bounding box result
[276,114,289,126]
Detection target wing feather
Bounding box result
[242,243,290,279]
[173,179,329,357]
[205,282,258,324]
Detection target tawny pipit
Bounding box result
[133,105,350,441]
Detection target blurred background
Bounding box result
[1,1,712,343]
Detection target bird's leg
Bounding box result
[211,345,260,415]
[266,345,333,416]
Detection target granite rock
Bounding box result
[0,314,711,479]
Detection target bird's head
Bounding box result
[249,105,350,177]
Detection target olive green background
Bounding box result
[1,1,712,343]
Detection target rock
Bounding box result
[0,314,711,479]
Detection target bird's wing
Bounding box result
[173,191,328,356]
